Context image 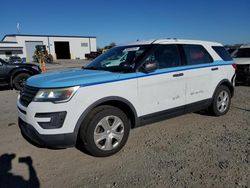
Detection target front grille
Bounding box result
[20,85,39,107]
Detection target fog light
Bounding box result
[35,111,67,129]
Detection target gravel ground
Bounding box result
[0,86,249,188]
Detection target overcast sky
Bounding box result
[0,0,249,47]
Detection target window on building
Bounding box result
[5,51,12,57]
[81,43,88,47]
[183,44,213,65]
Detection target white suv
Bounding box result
[232,44,250,84]
[17,39,236,157]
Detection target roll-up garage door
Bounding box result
[25,41,43,62]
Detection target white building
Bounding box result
[1,34,97,62]
[0,41,23,60]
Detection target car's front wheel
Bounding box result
[13,73,31,91]
[79,105,130,157]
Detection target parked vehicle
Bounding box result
[232,44,250,85]
[8,56,23,64]
[17,39,235,157]
[0,58,41,90]
[33,45,53,64]
[85,52,102,59]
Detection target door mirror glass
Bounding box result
[141,61,157,73]
[119,61,133,71]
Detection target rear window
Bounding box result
[232,48,250,58]
[183,44,213,65]
[212,46,233,61]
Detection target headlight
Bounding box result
[33,86,79,103]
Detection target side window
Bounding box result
[183,44,213,65]
[212,46,233,61]
[143,44,182,69]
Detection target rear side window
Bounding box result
[212,46,233,61]
[232,48,250,58]
[183,44,213,65]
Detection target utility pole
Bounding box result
[17,23,20,34]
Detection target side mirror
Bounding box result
[120,61,133,71]
[141,61,157,73]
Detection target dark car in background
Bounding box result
[0,58,41,90]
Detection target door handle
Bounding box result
[173,73,184,77]
[211,67,219,71]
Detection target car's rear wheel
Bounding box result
[209,85,231,116]
[79,105,130,157]
[13,73,31,91]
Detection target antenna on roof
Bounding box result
[17,23,20,34]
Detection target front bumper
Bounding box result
[17,94,84,148]
[19,118,76,148]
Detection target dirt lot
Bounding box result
[0,86,249,188]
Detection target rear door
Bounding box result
[181,44,214,107]
[137,44,186,117]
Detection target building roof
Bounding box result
[2,34,96,41]
[0,42,23,51]
[0,41,18,44]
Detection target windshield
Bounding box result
[85,45,150,72]
[232,48,250,58]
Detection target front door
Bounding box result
[137,44,186,118]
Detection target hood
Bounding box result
[26,68,121,88]
[233,58,250,65]
[8,62,37,67]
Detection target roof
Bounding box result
[0,42,23,50]
[240,44,250,48]
[122,38,222,46]
[2,34,96,41]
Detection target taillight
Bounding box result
[232,64,237,70]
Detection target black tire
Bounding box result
[78,105,130,157]
[13,73,31,91]
[209,85,231,116]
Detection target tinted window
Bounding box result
[142,44,181,69]
[86,45,150,72]
[212,46,233,61]
[183,44,213,65]
[232,48,250,58]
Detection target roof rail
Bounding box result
[152,38,179,44]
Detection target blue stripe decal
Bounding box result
[80,60,234,87]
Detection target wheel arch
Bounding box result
[213,79,234,98]
[73,96,139,143]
